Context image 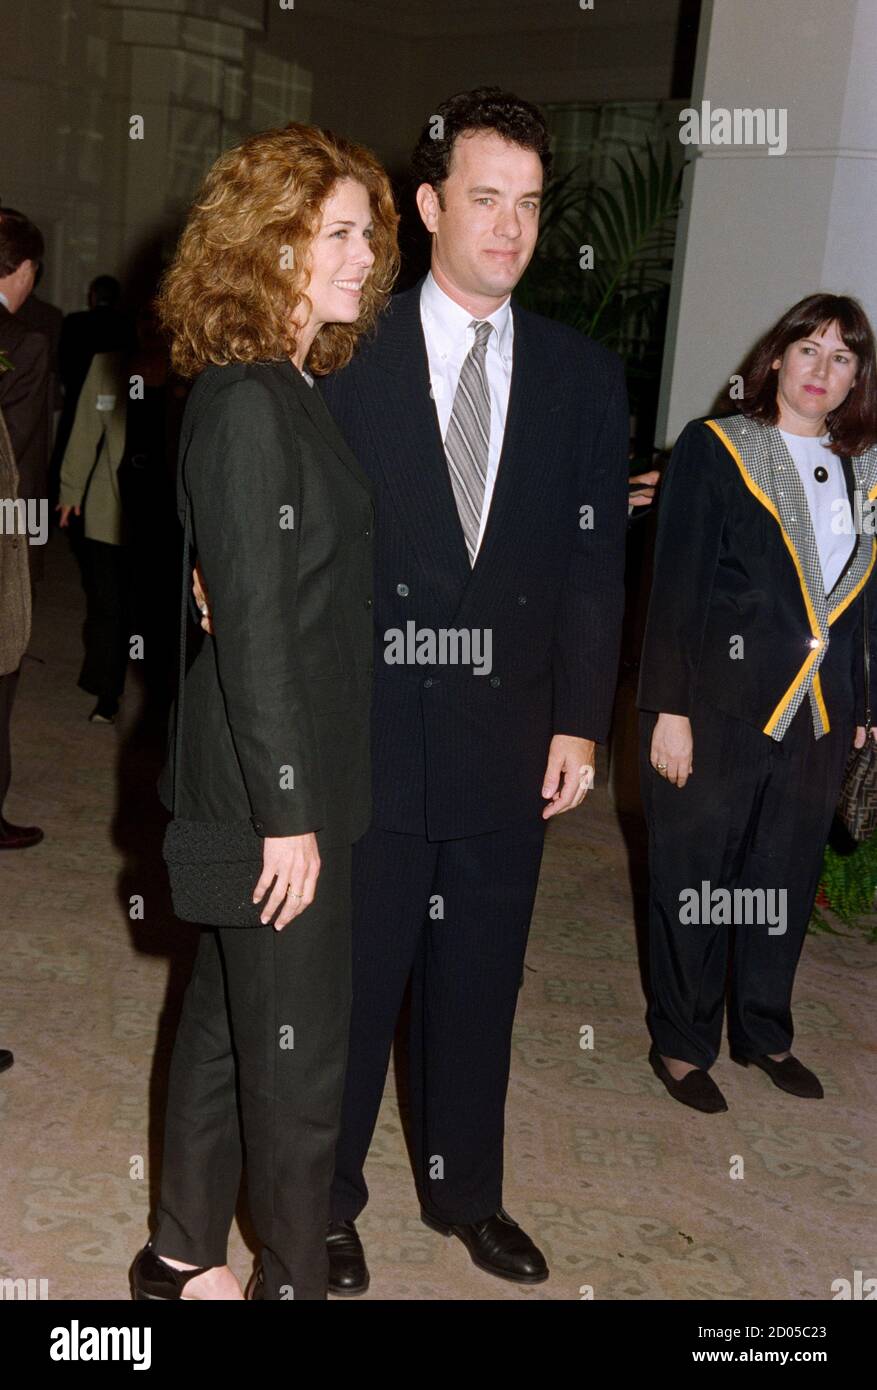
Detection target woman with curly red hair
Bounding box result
[130,123,398,1300]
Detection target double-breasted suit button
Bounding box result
[396,582,409,597]
[423,678,434,688]
[516,594,527,605]
[489,676,501,687]
[364,597,373,609]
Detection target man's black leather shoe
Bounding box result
[421,1207,549,1284]
[0,1049,13,1073]
[327,1220,369,1296]
[732,1052,823,1098]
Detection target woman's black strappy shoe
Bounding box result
[648,1044,728,1113]
[130,1245,212,1300]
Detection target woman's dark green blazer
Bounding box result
[159,357,375,854]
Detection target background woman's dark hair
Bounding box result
[410,86,552,204]
[727,293,877,456]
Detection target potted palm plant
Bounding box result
[517,141,682,455]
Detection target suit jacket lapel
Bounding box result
[278,357,374,496]
[771,429,873,617]
[360,286,559,615]
[826,454,859,598]
[361,285,472,604]
[766,426,829,631]
[840,452,855,508]
[467,301,554,588]
[827,450,877,612]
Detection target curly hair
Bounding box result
[157,123,400,378]
[410,86,552,205]
[729,293,877,456]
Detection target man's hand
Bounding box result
[193,562,214,634]
[628,468,660,509]
[541,734,596,819]
[854,724,877,747]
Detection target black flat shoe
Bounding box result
[0,1049,13,1073]
[0,819,43,850]
[421,1207,549,1284]
[649,1044,728,1113]
[88,700,117,724]
[732,1052,823,1098]
[327,1220,369,1296]
[130,1245,212,1300]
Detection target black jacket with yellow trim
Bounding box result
[637,415,877,734]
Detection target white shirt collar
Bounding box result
[421,269,513,363]
[0,291,9,310]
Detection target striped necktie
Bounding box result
[443,319,493,564]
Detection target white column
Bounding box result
[657,0,877,447]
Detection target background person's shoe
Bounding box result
[649,1044,728,1113]
[732,1052,823,1098]
[0,819,43,850]
[88,698,118,724]
[421,1207,549,1284]
[327,1220,369,1296]
[0,1049,13,1073]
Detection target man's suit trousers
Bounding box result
[330,818,546,1227]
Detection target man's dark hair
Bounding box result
[410,87,552,205]
[0,207,44,278]
[90,275,122,309]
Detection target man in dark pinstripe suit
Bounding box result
[319,88,631,1294]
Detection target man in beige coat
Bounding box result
[0,405,39,821]
[0,407,41,1071]
[0,400,42,1076]
[0,211,44,860]
[57,351,129,722]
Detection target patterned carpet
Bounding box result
[1,534,874,1301]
